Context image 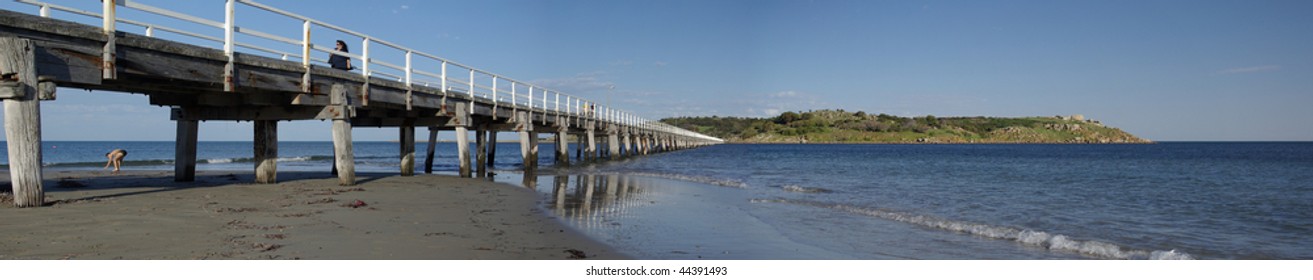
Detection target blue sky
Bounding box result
[1,0,1309,141]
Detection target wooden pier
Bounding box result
[0,2,720,207]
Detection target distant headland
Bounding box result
[662,109,1151,144]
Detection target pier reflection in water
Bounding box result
[543,174,652,232]
[498,170,853,260]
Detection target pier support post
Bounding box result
[630,134,640,155]
[656,136,665,153]
[600,136,607,159]
[1,38,43,207]
[476,124,487,177]
[330,84,355,185]
[527,131,539,168]
[556,116,572,167]
[586,124,597,162]
[575,132,583,160]
[608,132,620,160]
[454,105,471,178]
[554,131,569,166]
[621,130,631,158]
[487,130,497,170]
[516,112,536,170]
[254,120,278,184]
[174,117,198,182]
[424,127,438,174]
[456,126,471,177]
[643,135,652,155]
[399,120,415,176]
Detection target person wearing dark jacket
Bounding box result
[329,40,354,71]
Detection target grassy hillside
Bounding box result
[662,110,1150,144]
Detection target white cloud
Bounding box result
[653,61,668,67]
[436,33,460,40]
[1217,65,1281,75]
[770,91,799,98]
[725,90,832,117]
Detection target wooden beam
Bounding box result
[1,37,44,207]
[170,105,323,121]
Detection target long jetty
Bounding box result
[0,1,722,207]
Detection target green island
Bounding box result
[662,109,1151,144]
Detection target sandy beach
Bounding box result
[0,170,625,260]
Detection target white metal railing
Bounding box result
[12,0,723,143]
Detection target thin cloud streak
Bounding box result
[1217,65,1281,75]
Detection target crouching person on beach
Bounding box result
[104,149,127,175]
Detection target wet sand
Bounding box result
[0,170,625,260]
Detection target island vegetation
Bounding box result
[662,109,1150,144]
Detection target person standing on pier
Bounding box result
[104,149,127,175]
[329,40,354,71]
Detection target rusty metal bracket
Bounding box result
[0,73,23,99]
[314,105,354,120]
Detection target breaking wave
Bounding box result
[605,172,749,189]
[751,198,1195,260]
[204,155,333,164]
[777,184,833,194]
[24,156,337,168]
[39,159,173,168]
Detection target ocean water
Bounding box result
[0,141,552,172]
[6,141,1311,259]
[512,143,1313,260]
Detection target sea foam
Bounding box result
[759,199,1196,260]
[779,184,834,194]
[611,172,749,189]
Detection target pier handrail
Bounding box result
[12,0,724,143]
